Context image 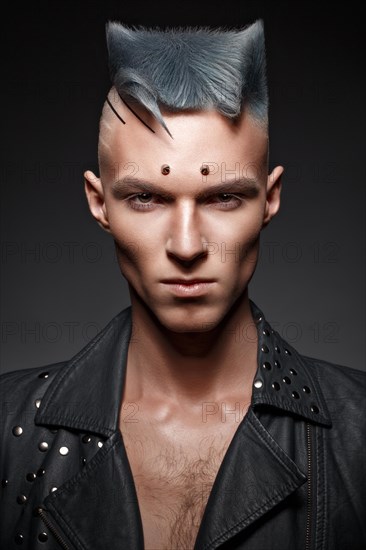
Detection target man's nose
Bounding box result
[165,202,207,264]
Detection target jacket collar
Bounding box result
[35,300,332,436]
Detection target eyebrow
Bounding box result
[110,176,261,200]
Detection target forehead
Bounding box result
[99,94,268,185]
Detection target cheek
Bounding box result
[110,217,162,275]
[114,238,142,271]
[106,202,159,255]
[209,206,264,261]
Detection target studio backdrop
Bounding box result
[1,1,365,373]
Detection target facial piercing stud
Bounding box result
[161,164,170,175]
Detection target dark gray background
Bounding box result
[1,1,365,374]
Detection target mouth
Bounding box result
[160,279,216,297]
[161,278,216,284]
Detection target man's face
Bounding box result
[85,92,283,332]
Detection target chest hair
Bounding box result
[122,430,236,549]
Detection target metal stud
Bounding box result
[261,344,269,353]
[161,164,170,175]
[37,468,46,477]
[282,376,291,384]
[200,164,210,176]
[284,348,292,355]
[262,362,272,370]
[255,316,263,324]
[274,346,281,353]
[97,441,103,448]
[289,368,297,376]
[1,479,8,488]
[274,360,281,368]
[38,441,49,452]
[38,372,49,378]
[38,532,48,542]
[303,385,311,394]
[272,381,280,391]
[82,434,92,444]
[59,446,69,456]
[292,391,300,399]
[310,404,319,414]
[14,533,24,545]
[26,473,36,482]
[81,457,87,466]
[12,426,23,436]
[254,379,263,389]
[262,329,270,336]
[35,399,41,409]
[50,487,57,493]
[17,494,27,505]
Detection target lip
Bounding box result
[160,279,216,297]
[161,278,216,284]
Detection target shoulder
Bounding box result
[301,353,366,391]
[0,360,66,388]
[298,352,366,425]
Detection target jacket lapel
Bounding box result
[35,307,133,437]
[42,429,145,548]
[34,307,144,547]
[194,407,307,549]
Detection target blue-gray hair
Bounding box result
[106,19,268,136]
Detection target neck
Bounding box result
[125,288,258,405]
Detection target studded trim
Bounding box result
[250,301,332,426]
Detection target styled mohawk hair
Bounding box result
[105,19,268,136]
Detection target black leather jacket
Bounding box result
[1,301,365,549]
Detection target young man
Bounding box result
[1,19,365,550]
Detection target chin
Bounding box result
[152,302,227,334]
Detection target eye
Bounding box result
[126,193,156,210]
[135,193,153,203]
[218,193,233,202]
[211,193,243,209]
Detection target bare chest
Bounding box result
[120,404,249,549]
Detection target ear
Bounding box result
[83,170,111,234]
[262,165,284,228]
